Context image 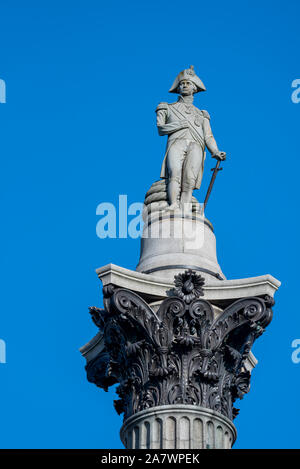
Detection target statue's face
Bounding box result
[178,80,195,96]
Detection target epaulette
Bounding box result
[155,102,169,112]
[201,109,210,119]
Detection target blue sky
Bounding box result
[0,0,299,449]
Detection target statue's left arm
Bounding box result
[202,111,226,160]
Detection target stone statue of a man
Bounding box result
[156,66,226,210]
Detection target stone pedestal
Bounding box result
[120,405,236,449]
[137,212,224,282]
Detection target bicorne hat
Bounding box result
[169,65,206,94]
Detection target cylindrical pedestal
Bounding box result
[136,212,225,282]
[120,405,237,450]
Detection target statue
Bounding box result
[156,66,226,210]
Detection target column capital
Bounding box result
[85,270,274,423]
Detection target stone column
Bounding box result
[81,267,279,449]
[120,405,236,449]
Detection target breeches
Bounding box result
[166,139,204,190]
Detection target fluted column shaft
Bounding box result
[120,405,236,449]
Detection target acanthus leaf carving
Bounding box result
[84,271,274,422]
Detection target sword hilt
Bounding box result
[211,159,223,172]
[211,167,223,172]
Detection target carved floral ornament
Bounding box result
[86,271,274,422]
[173,269,205,303]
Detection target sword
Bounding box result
[203,158,223,211]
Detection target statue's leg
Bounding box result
[166,140,186,209]
[181,143,203,210]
